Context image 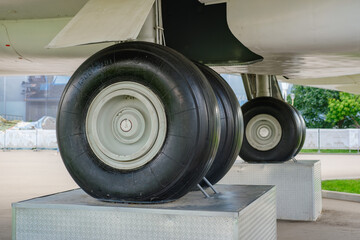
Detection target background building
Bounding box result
[0,74,291,121]
[23,76,69,121]
[0,76,27,120]
[0,76,69,121]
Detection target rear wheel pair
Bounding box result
[239,97,306,163]
[57,42,242,202]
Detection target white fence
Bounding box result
[0,130,57,149]
[1,128,360,151]
[304,129,360,150]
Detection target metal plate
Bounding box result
[220,160,322,221]
[12,185,276,240]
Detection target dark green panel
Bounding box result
[162,0,262,65]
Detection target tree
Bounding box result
[287,85,339,128]
[326,92,360,128]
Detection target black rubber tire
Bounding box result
[57,42,220,202]
[291,106,306,157]
[195,62,243,185]
[239,97,302,163]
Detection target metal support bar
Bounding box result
[269,75,284,100]
[318,129,321,153]
[241,73,256,100]
[197,184,211,198]
[155,0,166,45]
[197,177,219,198]
[138,0,165,45]
[34,129,38,151]
[202,177,219,194]
[3,130,6,151]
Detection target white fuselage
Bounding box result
[1,0,360,93]
[222,0,360,79]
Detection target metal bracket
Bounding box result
[197,177,219,198]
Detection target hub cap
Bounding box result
[245,114,282,151]
[86,82,167,170]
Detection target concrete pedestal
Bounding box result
[220,160,322,221]
[12,185,276,240]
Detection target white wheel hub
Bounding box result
[245,114,282,151]
[120,119,132,132]
[86,82,167,170]
[112,108,146,144]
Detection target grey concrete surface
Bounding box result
[278,198,360,240]
[0,151,77,240]
[1,151,360,239]
[296,153,360,180]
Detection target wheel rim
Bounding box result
[245,114,282,151]
[86,82,167,170]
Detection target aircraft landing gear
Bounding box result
[56,42,220,202]
[56,41,305,202]
[240,74,306,163]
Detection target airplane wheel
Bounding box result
[195,62,243,185]
[292,107,306,156]
[57,42,220,202]
[239,97,302,163]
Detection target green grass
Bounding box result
[300,149,360,154]
[322,179,360,194]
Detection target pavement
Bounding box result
[0,151,78,240]
[278,198,360,240]
[295,153,360,180]
[0,151,360,239]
